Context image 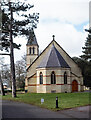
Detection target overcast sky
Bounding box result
[1,0,90,64]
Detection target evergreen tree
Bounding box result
[0,1,39,97]
[81,28,91,61]
[72,57,91,87]
[80,27,91,88]
[85,28,91,33]
[1,1,39,51]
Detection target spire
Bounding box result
[26,29,38,46]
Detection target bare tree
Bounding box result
[0,57,10,95]
[15,54,26,90]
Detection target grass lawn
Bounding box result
[2,92,91,111]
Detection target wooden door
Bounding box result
[72,80,78,92]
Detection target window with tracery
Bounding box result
[64,72,67,84]
[29,47,35,54]
[33,47,35,54]
[51,71,56,84]
[29,47,31,54]
[40,72,43,84]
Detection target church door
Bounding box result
[72,80,78,92]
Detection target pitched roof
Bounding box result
[26,30,38,46]
[27,39,76,71]
[37,44,70,68]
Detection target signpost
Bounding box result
[41,98,44,104]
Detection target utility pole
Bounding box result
[9,1,16,98]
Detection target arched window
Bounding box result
[64,72,67,84]
[29,47,31,54]
[33,47,35,54]
[51,71,56,84]
[40,72,43,84]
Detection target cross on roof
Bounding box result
[52,35,55,40]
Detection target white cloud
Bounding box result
[32,0,89,58]
[1,0,90,64]
[34,22,87,57]
[31,0,89,25]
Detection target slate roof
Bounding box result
[37,44,70,68]
[26,30,38,46]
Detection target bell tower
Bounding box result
[26,29,39,68]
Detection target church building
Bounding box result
[25,32,84,93]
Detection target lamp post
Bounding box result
[56,96,58,108]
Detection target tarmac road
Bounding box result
[1,100,91,119]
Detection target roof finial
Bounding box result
[52,35,55,40]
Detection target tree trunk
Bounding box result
[9,2,16,98]
[0,74,5,96]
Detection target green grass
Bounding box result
[2,92,91,111]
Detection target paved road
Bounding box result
[0,99,2,120]
[1,100,91,119]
